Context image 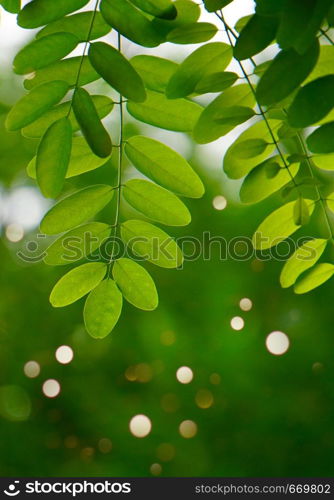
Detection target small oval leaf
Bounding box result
[18,0,90,28]
[36,11,111,41]
[50,262,107,307]
[294,263,334,294]
[307,121,334,154]
[125,135,204,198]
[113,257,158,310]
[123,179,191,226]
[36,117,72,199]
[131,55,178,93]
[121,219,183,268]
[166,22,217,44]
[41,185,114,234]
[73,88,112,158]
[84,279,123,339]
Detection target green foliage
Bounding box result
[0,0,20,13]
[72,88,112,158]
[5,0,334,340]
[49,262,107,307]
[36,117,72,198]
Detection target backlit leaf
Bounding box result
[240,158,300,204]
[256,40,319,106]
[252,200,315,249]
[41,185,114,234]
[84,280,123,339]
[50,262,107,307]
[233,138,269,159]
[127,89,202,132]
[13,33,78,75]
[288,75,334,127]
[307,122,334,154]
[121,219,183,268]
[36,11,110,41]
[166,42,232,98]
[89,42,146,103]
[280,238,327,288]
[24,57,99,90]
[193,84,255,144]
[18,0,90,29]
[293,197,310,226]
[125,135,204,198]
[123,179,191,226]
[195,72,238,95]
[234,14,278,60]
[113,258,158,310]
[36,117,72,198]
[151,0,201,37]
[294,263,334,294]
[0,0,20,13]
[22,95,113,138]
[6,80,69,132]
[326,193,334,213]
[203,0,233,12]
[73,88,112,158]
[44,222,111,266]
[166,22,217,44]
[27,137,110,179]
[100,0,163,47]
[131,55,178,93]
[130,0,177,19]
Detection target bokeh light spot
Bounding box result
[5,223,24,242]
[129,414,152,438]
[150,463,162,476]
[265,331,290,356]
[239,297,252,311]
[230,316,244,330]
[212,195,227,210]
[195,389,214,409]
[24,360,40,378]
[179,420,198,439]
[43,379,61,398]
[98,438,112,453]
[176,366,193,384]
[55,345,73,365]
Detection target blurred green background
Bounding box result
[1,2,334,478]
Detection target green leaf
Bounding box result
[213,106,255,126]
[293,196,310,226]
[123,179,191,226]
[151,0,201,36]
[127,89,202,132]
[203,0,233,11]
[307,122,334,154]
[166,22,217,44]
[280,238,327,288]
[41,185,114,234]
[27,137,110,179]
[256,40,319,106]
[131,55,178,93]
[311,154,334,170]
[121,220,183,268]
[294,263,334,294]
[73,88,112,158]
[50,262,107,307]
[36,11,111,41]
[0,0,20,13]
[24,56,99,90]
[44,222,111,266]
[84,280,123,339]
[233,138,269,159]
[22,95,113,139]
[240,158,300,204]
[112,258,158,310]
[306,45,334,82]
[166,42,232,99]
[129,0,177,19]
[234,15,252,33]
[36,117,72,199]
[193,84,255,144]
[234,14,278,60]
[195,71,238,95]
[6,80,69,132]
[18,0,89,28]
[13,33,78,75]
[100,0,163,47]
[125,135,204,198]
[326,193,334,213]
[288,75,334,128]
[255,0,284,17]
[224,119,280,179]
[252,199,315,249]
[89,42,146,103]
